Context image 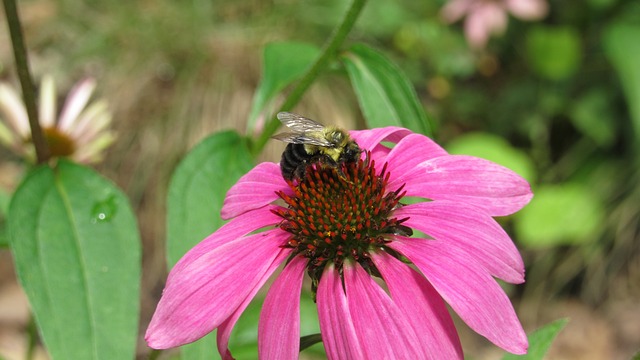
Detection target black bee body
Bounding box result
[273,112,362,182]
[280,143,315,181]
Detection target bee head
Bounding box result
[341,140,362,162]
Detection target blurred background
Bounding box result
[1,0,639,359]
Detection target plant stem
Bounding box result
[2,0,50,163]
[251,0,367,155]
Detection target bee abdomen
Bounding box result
[280,143,313,181]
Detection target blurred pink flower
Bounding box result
[0,76,114,163]
[146,127,533,358]
[441,0,548,48]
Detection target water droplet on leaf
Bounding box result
[91,195,118,223]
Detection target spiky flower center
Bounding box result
[43,127,75,157]
[274,156,410,292]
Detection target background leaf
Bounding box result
[247,42,320,133]
[0,187,9,247]
[502,319,568,360]
[166,130,254,359]
[341,43,433,135]
[514,183,605,248]
[603,20,640,153]
[526,26,582,81]
[8,161,140,360]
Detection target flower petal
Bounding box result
[371,252,463,359]
[394,155,533,216]
[344,261,426,358]
[216,248,291,359]
[389,238,528,354]
[221,162,290,219]
[350,126,413,150]
[145,230,289,349]
[505,0,548,20]
[440,0,473,23]
[396,201,524,283]
[0,82,29,138]
[70,100,111,143]
[188,205,282,258]
[317,263,364,360]
[58,78,96,131]
[39,75,56,128]
[383,133,448,185]
[258,255,307,360]
[465,3,507,48]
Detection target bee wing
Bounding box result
[277,112,326,132]
[272,132,332,146]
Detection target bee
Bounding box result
[273,112,362,181]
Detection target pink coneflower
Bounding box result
[441,0,548,49]
[0,75,114,163]
[146,127,532,358]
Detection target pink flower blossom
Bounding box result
[146,127,533,358]
[441,0,548,49]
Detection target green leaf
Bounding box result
[603,20,640,151]
[180,333,219,360]
[248,42,320,133]
[502,319,568,360]
[446,132,536,183]
[0,187,9,247]
[526,26,581,81]
[8,161,140,360]
[341,44,433,135]
[514,183,605,248]
[569,89,617,147]
[166,130,253,359]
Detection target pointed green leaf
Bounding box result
[603,20,640,150]
[502,319,568,360]
[341,44,432,135]
[248,42,320,133]
[166,130,253,359]
[8,160,141,360]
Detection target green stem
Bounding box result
[2,0,50,163]
[26,314,38,360]
[251,0,367,155]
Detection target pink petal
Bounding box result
[371,252,463,359]
[505,0,548,20]
[396,201,524,283]
[350,127,413,157]
[58,78,96,131]
[344,262,426,358]
[465,3,507,48]
[440,0,474,23]
[389,238,528,354]
[317,264,364,360]
[258,255,307,360]
[189,205,282,257]
[221,162,291,220]
[217,248,291,359]
[393,155,533,216]
[383,133,448,187]
[145,230,289,349]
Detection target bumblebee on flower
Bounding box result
[146,118,533,359]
